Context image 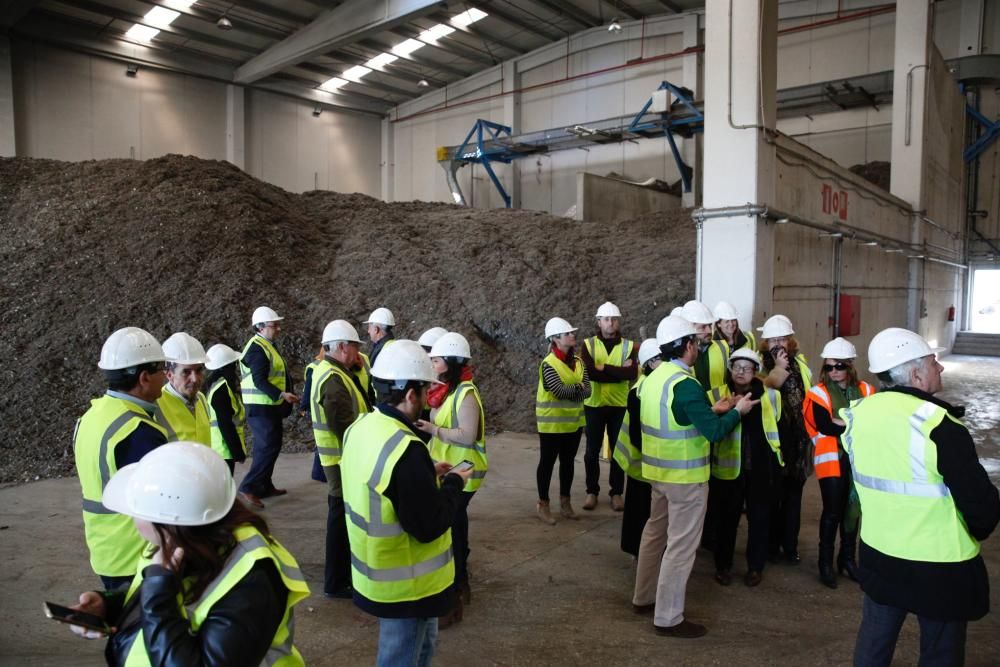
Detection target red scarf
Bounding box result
[550,345,575,368]
[427,366,474,408]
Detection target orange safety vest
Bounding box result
[803,381,875,478]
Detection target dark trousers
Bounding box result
[225,459,235,476]
[325,493,352,594]
[452,491,475,587]
[770,474,805,557]
[583,406,626,496]
[818,454,858,565]
[621,476,651,556]
[854,594,967,667]
[711,469,773,573]
[239,413,283,496]
[537,429,582,501]
[100,574,133,592]
[311,451,326,483]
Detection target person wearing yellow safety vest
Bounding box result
[535,317,591,525]
[759,314,813,565]
[341,339,473,667]
[311,319,371,600]
[615,338,661,557]
[65,442,310,665]
[706,348,783,588]
[415,332,485,627]
[155,332,211,446]
[239,306,299,510]
[843,328,999,667]
[205,343,247,475]
[802,337,875,589]
[74,327,169,591]
[416,326,448,422]
[580,301,638,512]
[364,306,397,366]
[632,315,757,638]
[680,300,732,391]
[298,345,329,485]
[712,300,756,352]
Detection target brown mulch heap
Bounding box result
[848,160,891,191]
[0,154,695,484]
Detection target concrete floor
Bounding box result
[3,355,999,666]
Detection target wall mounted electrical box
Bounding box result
[838,294,861,336]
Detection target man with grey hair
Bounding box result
[841,327,999,667]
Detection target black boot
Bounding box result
[818,518,838,589]
[837,528,860,583]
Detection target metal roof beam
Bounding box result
[295,62,418,98]
[389,26,496,65]
[0,0,43,27]
[654,0,682,12]
[530,0,600,28]
[357,37,470,78]
[136,0,290,40]
[223,0,310,27]
[322,49,446,86]
[463,2,563,41]
[600,1,644,20]
[429,10,528,55]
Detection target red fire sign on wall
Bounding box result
[821,184,849,221]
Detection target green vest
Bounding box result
[207,377,246,460]
[341,411,455,604]
[311,358,370,467]
[638,361,711,484]
[706,384,782,480]
[699,340,730,390]
[743,330,757,352]
[121,525,309,666]
[583,337,634,408]
[74,394,168,577]
[430,381,487,492]
[794,352,813,389]
[240,335,287,406]
[535,353,586,433]
[613,375,647,482]
[155,388,211,445]
[841,392,980,563]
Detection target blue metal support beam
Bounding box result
[965,103,1000,163]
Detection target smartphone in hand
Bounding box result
[44,601,113,635]
[449,460,475,474]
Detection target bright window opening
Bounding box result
[319,78,349,93]
[970,269,1000,333]
[451,9,487,28]
[342,65,371,82]
[391,38,424,57]
[365,53,398,70]
[418,23,456,43]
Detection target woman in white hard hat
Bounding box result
[712,301,756,352]
[758,314,813,564]
[65,442,310,664]
[205,344,247,475]
[802,337,875,588]
[535,317,591,524]
[415,332,485,629]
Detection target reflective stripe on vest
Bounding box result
[430,381,488,491]
[535,353,585,433]
[805,382,875,479]
[207,377,246,460]
[154,389,211,445]
[795,353,813,389]
[703,340,730,390]
[74,395,168,577]
[613,376,647,481]
[341,411,455,602]
[638,362,711,483]
[311,359,370,467]
[841,392,979,562]
[583,337,634,408]
[240,335,287,406]
[706,384,782,480]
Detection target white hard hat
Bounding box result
[418,327,448,349]
[322,319,361,345]
[713,301,740,321]
[544,317,577,339]
[430,332,471,359]
[729,347,762,368]
[758,314,794,339]
[820,337,857,361]
[656,315,697,346]
[669,306,684,317]
[205,344,242,370]
[251,306,283,327]
[102,441,236,526]
[363,307,396,327]
[680,300,715,325]
[595,301,622,318]
[867,327,941,374]
[162,332,208,365]
[98,327,165,370]
[371,339,440,384]
[638,338,661,367]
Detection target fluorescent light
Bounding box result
[365,53,398,70]
[418,23,455,43]
[343,65,371,82]
[391,38,424,57]
[124,0,192,43]
[319,77,349,93]
[451,8,487,28]
[145,6,180,28]
[125,24,161,42]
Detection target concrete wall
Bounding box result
[575,173,682,223]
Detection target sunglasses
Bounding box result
[822,362,851,372]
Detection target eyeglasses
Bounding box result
[822,362,850,372]
[730,364,757,374]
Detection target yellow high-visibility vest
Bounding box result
[613,375,647,481]
[706,384,782,479]
[155,388,211,445]
[430,381,487,491]
[535,353,585,433]
[311,358,370,467]
[638,361,710,484]
[207,377,246,460]
[583,337,634,408]
[240,335,287,407]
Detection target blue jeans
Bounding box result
[377,617,438,667]
[854,594,967,667]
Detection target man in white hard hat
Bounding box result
[418,326,448,353]
[155,332,211,445]
[341,340,473,664]
[74,327,169,590]
[842,328,999,666]
[364,307,396,366]
[311,320,372,599]
[680,300,731,390]
[632,315,756,638]
[239,306,299,509]
[580,301,638,512]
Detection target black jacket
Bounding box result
[242,338,293,419]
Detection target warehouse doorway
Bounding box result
[970,269,1000,333]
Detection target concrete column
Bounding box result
[959,0,984,56]
[502,60,521,209]
[681,13,700,208]
[699,0,778,330]
[381,117,394,202]
[225,84,245,170]
[0,36,16,157]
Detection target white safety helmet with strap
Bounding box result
[867,327,941,374]
[820,337,857,360]
[656,314,697,346]
[322,319,361,345]
[729,347,762,369]
[205,343,242,371]
[418,326,448,349]
[680,300,715,325]
[102,441,236,526]
[638,338,662,367]
[371,339,440,386]
[162,332,208,365]
[544,317,577,339]
[99,327,165,370]
[595,301,622,318]
[430,332,471,360]
[251,306,283,327]
[758,314,794,339]
[363,307,396,327]
[713,301,740,321]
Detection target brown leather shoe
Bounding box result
[714,570,732,586]
[654,620,707,638]
[582,493,597,510]
[239,491,265,510]
[744,570,763,587]
[632,602,655,615]
[610,495,625,512]
[261,487,287,498]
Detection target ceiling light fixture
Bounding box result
[608,18,622,33]
[217,16,233,30]
[312,106,322,117]
[125,0,196,43]
[125,63,139,77]
[417,79,430,87]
